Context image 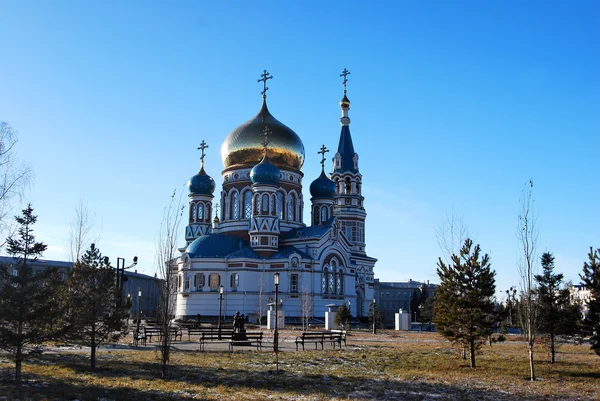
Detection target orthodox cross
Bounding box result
[340,68,351,92]
[214,203,220,219]
[197,140,209,167]
[261,125,271,157]
[257,69,273,97]
[318,144,329,169]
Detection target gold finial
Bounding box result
[257,69,273,98]
[261,125,271,158]
[197,140,209,168]
[340,68,351,93]
[318,144,329,170]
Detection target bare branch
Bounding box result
[68,199,100,263]
[435,209,470,264]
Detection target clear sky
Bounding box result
[1,1,598,299]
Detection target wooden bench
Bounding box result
[329,329,347,346]
[143,326,183,343]
[199,330,235,351]
[295,331,344,350]
[229,332,263,351]
[187,326,231,341]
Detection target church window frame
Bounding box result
[290,273,299,297]
[329,260,337,294]
[231,191,240,219]
[337,268,344,294]
[184,273,191,291]
[230,273,239,291]
[345,177,352,195]
[322,266,329,294]
[197,203,204,222]
[243,190,253,218]
[209,273,221,291]
[190,202,196,222]
[261,194,269,213]
[193,273,205,291]
[287,195,295,221]
[276,191,284,219]
[320,206,328,223]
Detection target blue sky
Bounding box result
[1,1,598,298]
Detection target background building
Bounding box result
[374,279,438,327]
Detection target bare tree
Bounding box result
[435,210,470,264]
[517,179,539,381]
[155,190,184,379]
[300,283,313,331]
[68,199,100,263]
[0,122,33,243]
[257,270,265,326]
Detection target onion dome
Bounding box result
[187,234,248,258]
[310,169,336,199]
[221,99,304,170]
[250,155,281,186]
[340,93,351,108]
[188,167,216,195]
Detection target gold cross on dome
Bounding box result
[197,140,209,167]
[257,69,273,98]
[340,68,351,92]
[318,144,329,168]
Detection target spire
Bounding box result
[333,68,358,174]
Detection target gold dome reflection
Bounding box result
[221,100,304,170]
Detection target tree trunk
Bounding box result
[91,316,97,370]
[528,343,536,381]
[15,344,22,384]
[470,338,476,368]
[550,333,555,364]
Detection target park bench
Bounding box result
[294,331,344,351]
[329,329,347,346]
[198,330,235,351]
[229,332,263,351]
[187,326,231,341]
[143,326,183,343]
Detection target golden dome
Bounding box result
[221,99,304,170]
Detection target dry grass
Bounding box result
[0,331,598,400]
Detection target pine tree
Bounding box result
[66,243,129,369]
[433,239,496,368]
[535,252,581,363]
[335,303,352,330]
[0,205,64,383]
[580,247,600,356]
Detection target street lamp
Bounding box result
[274,272,280,373]
[136,288,142,345]
[115,255,138,307]
[372,298,377,334]
[218,285,224,338]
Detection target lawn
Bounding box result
[0,331,598,400]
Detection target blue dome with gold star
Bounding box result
[188,167,216,195]
[310,170,336,199]
[250,155,280,186]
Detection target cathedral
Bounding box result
[175,70,376,322]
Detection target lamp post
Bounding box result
[274,272,280,373]
[136,288,142,345]
[372,298,377,334]
[218,285,224,339]
[115,255,138,307]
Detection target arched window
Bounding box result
[232,192,239,219]
[270,194,275,215]
[243,191,252,218]
[345,177,352,194]
[197,203,204,221]
[320,206,328,223]
[190,203,196,222]
[338,268,344,294]
[322,267,329,294]
[262,194,269,213]
[288,194,295,221]
[313,206,319,225]
[276,192,284,219]
[329,260,337,294]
